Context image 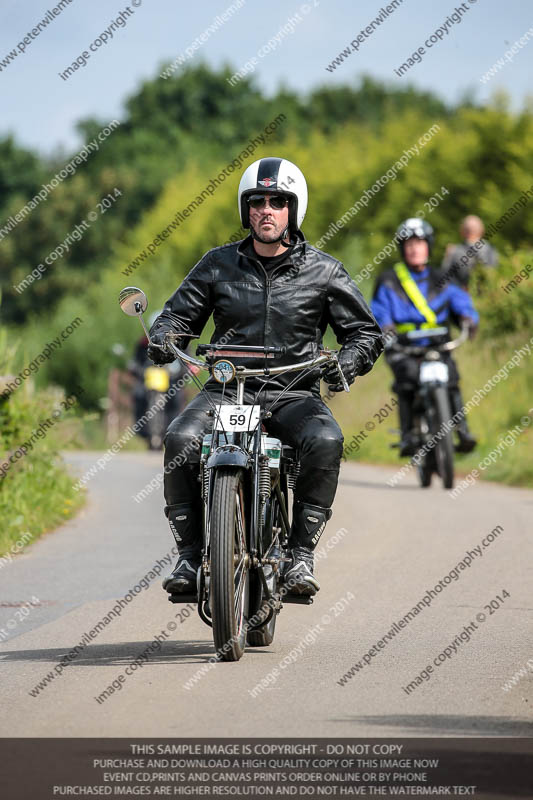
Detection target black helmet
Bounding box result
[396,218,434,258]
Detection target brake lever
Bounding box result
[383,329,398,350]
[166,332,200,342]
[338,363,350,392]
[151,331,196,353]
[331,353,350,393]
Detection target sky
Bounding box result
[0,0,531,156]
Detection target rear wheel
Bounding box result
[432,386,454,489]
[210,468,249,662]
[247,493,282,648]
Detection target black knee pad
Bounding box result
[301,432,343,470]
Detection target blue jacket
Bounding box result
[371,264,479,334]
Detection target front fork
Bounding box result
[418,379,451,452]
[196,374,258,627]
[422,378,449,415]
[195,376,290,627]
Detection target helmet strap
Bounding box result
[279,226,293,247]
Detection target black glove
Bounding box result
[147,330,175,365]
[322,349,361,392]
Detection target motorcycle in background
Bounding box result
[387,325,469,489]
[129,331,186,451]
[142,361,184,450]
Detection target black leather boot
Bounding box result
[283,501,332,596]
[449,388,477,453]
[398,391,417,456]
[162,503,202,594]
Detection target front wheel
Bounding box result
[414,413,432,488]
[417,453,433,488]
[432,386,454,490]
[210,467,249,662]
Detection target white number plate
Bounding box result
[214,404,261,432]
[419,361,449,383]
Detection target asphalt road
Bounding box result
[0,450,532,737]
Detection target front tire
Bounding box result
[210,468,249,662]
[417,453,433,488]
[414,412,432,488]
[432,386,454,489]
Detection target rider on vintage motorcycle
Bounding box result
[147,157,383,597]
[371,218,479,457]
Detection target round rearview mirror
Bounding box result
[119,287,148,316]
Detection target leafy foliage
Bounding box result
[0,328,84,555]
[2,64,532,488]
[0,67,454,325]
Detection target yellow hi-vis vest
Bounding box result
[393,262,438,333]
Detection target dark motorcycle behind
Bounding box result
[129,343,186,450]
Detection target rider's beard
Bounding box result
[250,216,288,244]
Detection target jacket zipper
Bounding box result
[243,249,298,350]
[244,252,272,348]
[264,276,272,350]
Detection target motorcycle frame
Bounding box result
[165,343,343,629]
[118,287,349,631]
[197,372,295,628]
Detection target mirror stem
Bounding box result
[139,315,151,341]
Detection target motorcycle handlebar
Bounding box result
[119,287,348,389]
[440,325,470,352]
[164,336,348,389]
[385,324,470,357]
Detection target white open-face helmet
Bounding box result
[238,157,308,232]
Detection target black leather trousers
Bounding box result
[163,386,343,509]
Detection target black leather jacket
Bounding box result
[150,232,384,394]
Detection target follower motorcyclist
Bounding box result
[371,218,479,457]
[128,311,185,446]
[129,331,151,437]
[147,157,383,597]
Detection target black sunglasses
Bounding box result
[247,194,289,210]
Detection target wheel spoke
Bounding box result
[233,493,247,632]
[235,494,246,551]
[234,571,246,625]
